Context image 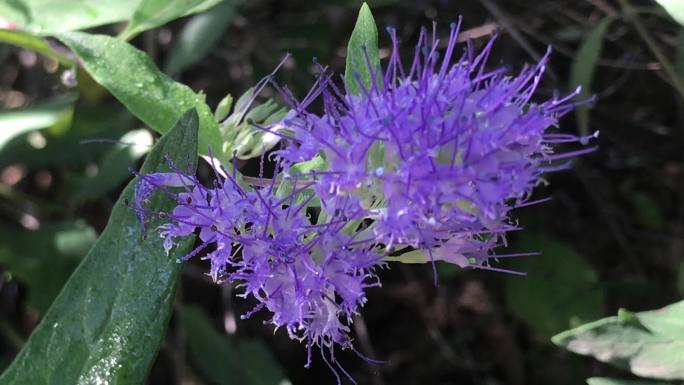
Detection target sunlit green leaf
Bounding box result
[344,2,381,95]
[656,0,684,26]
[0,109,199,385]
[587,377,674,385]
[553,300,684,380]
[0,94,76,150]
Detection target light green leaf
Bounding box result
[0,221,97,313]
[0,0,220,36]
[656,0,684,26]
[120,0,225,40]
[0,0,138,35]
[183,305,288,385]
[0,94,76,150]
[570,17,612,137]
[504,234,605,338]
[552,300,684,380]
[164,0,239,75]
[344,2,382,95]
[0,109,199,385]
[56,32,222,159]
[587,377,674,385]
[0,29,73,65]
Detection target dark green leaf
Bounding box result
[120,0,225,40]
[570,17,612,137]
[183,305,287,385]
[0,221,97,313]
[164,0,239,75]
[0,110,199,385]
[344,2,381,95]
[504,234,606,338]
[57,32,222,159]
[552,300,684,380]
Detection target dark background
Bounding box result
[1,0,682,384]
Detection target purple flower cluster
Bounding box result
[132,21,594,380]
[133,158,382,373]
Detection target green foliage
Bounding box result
[570,17,612,137]
[0,221,97,313]
[0,110,199,385]
[344,2,382,95]
[504,235,606,338]
[183,305,287,385]
[120,0,225,40]
[0,94,76,150]
[553,300,684,381]
[56,32,223,160]
[164,0,239,75]
[656,0,684,27]
[0,0,221,36]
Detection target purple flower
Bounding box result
[273,22,595,271]
[132,158,384,375]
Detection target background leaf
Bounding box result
[0,29,73,66]
[656,1,684,27]
[183,305,288,385]
[552,300,684,380]
[56,32,222,159]
[504,234,606,338]
[0,221,97,313]
[0,94,76,150]
[344,2,381,95]
[570,17,612,137]
[0,110,199,385]
[120,0,226,40]
[164,0,239,75]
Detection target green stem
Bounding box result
[0,29,74,67]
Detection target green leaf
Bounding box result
[552,300,684,380]
[344,2,382,95]
[0,0,138,35]
[504,234,605,338]
[570,17,612,137]
[0,109,199,385]
[164,0,239,75]
[0,29,73,66]
[0,221,97,313]
[120,0,225,40]
[56,32,222,159]
[656,0,684,26]
[587,378,674,385]
[182,305,287,385]
[0,0,220,36]
[0,94,76,150]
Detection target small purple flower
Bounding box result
[132,158,383,375]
